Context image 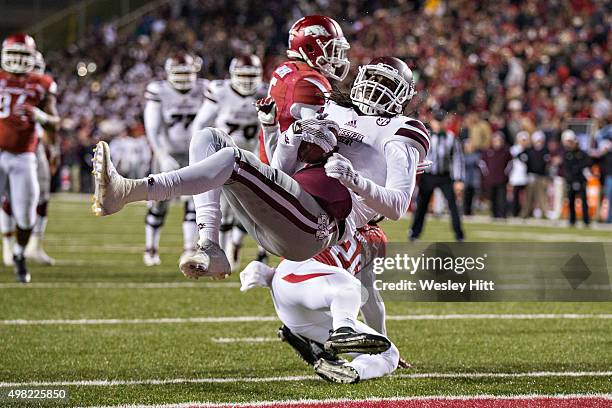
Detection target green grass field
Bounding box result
[0,196,610,407]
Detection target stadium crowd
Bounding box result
[43,0,610,222]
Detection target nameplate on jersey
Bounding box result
[274,65,292,78]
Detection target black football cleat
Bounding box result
[13,254,31,283]
[278,325,344,366]
[324,326,391,355]
[314,358,360,384]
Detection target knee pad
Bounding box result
[37,202,48,218]
[183,200,196,223]
[146,202,168,228]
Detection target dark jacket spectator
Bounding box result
[481,133,512,218]
[561,130,591,226]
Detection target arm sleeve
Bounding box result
[192,98,219,133]
[143,99,166,155]
[451,135,465,181]
[351,142,419,221]
[270,127,301,175]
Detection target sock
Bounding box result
[0,207,15,235]
[329,283,361,331]
[13,243,25,257]
[231,227,246,247]
[347,343,399,380]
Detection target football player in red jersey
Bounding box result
[0,34,59,282]
[1,50,58,266]
[258,15,350,164]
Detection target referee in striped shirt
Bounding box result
[410,111,465,241]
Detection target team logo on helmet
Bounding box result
[303,25,331,37]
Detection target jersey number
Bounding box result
[170,114,197,130]
[226,122,258,140]
[0,93,27,119]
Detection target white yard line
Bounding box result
[1,313,610,326]
[1,371,610,389]
[0,282,239,289]
[78,394,612,408]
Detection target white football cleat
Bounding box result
[91,141,146,216]
[2,236,14,267]
[143,250,161,266]
[314,358,360,384]
[25,236,55,266]
[179,239,231,279]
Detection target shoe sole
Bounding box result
[179,252,214,278]
[91,141,110,216]
[314,359,359,384]
[324,334,391,355]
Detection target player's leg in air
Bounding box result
[240,259,399,384]
[1,197,16,266]
[25,142,54,265]
[92,122,348,278]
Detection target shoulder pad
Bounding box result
[385,117,430,161]
[204,80,226,102]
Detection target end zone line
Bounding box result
[78,394,612,408]
[1,371,611,388]
[1,313,610,326]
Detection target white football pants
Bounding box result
[271,259,399,380]
[0,150,39,229]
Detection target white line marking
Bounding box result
[0,282,240,289]
[212,337,278,344]
[2,372,610,389]
[78,394,612,408]
[1,314,610,326]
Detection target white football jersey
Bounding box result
[144,79,208,154]
[323,101,429,186]
[323,101,430,233]
[200,79,265,151]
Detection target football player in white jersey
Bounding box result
[192,55,266,270]
[142,53,207,266]
[240,57,430,383]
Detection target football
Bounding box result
[297,141,327,164]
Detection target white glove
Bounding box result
[239,261,275,292]
[290,117,339,153]
[157,152,180,172]
[324,153,365,190]
[255,97,278,127]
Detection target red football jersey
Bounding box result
[259,60,331,163]
[314,224,388,276]
[0,70,56,153]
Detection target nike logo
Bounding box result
[282,272,334,283]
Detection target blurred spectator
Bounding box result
[509,131,530,217]
[522,131,550,218]
[561,130,591,226]
[464,112,492,150]
[481,132,512,219]
[462,139,481,216]
[410,112,465,241]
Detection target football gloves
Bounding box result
[324,153,365,191]
[290,116,339,154]
[255,96,278,127]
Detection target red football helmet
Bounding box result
[350,56,416,116]
[229,55,262,96]
[287,15,350,81]
[164,53,201,91]
[1,33,37,74]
